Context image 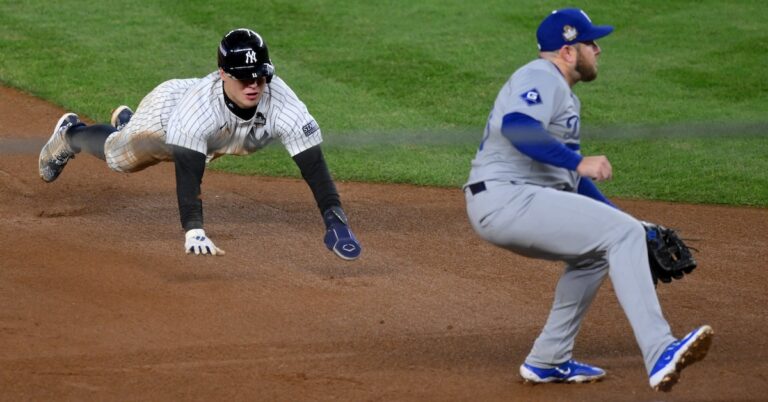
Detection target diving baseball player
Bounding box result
[463,9,712,391]
[39,28,361,260]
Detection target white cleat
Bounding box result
[39,113,80,183]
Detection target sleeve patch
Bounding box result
[302,120,319,137]
[520,89,543,106]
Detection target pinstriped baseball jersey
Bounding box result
[105,71,321,173]
[467,59,581,190]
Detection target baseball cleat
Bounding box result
[649,325,713,392]
[110,105,134,130]
[520,360,606,384]
[39,113,80,183]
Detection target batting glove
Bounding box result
[184,229,225,256]
[323,206,362,261]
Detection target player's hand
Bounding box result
[322,206,362,261]
[184,229,226,256]
[577,155,613,181]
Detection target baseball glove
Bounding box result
[641,222,697,285]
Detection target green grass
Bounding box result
[1,0,766,205]
[588,135,768,206]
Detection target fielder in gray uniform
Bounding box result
[39,28,361,261]
[464,9,712,391]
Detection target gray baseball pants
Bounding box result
[464,180,676,373]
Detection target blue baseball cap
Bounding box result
[536,8,614,51]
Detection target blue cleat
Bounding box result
[649,325,713,392]
[520,360,606,383]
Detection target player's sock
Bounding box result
[68,124,115,160]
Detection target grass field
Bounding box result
[1,0,766,205]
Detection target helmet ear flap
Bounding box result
[259,63,275,83]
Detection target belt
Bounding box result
[467,181,487,195]
[467,180,573,194]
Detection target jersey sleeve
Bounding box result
[269,79,323,157]
[275,109,323,157]
[503,67,566,128]
[166,85,219,155]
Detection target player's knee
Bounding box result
[614,216,646,244]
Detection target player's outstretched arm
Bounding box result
[172,145,225,256]
[293,146,361,260]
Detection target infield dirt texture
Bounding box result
[1,85,767,401]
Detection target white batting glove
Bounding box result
[184,229,225,256]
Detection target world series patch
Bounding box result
[520,89,542,106]
[302,120,319,136]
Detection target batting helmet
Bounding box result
[218,28,275,83]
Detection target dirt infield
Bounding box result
[1,85,766,401]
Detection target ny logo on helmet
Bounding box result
[245,50,258,64]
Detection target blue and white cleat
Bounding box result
[520,360,606,383]
[649,325,713,392]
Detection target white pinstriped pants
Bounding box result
[104,83,176,173]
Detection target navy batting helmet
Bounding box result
[218,28,275,83]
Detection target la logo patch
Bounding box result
[520,88,542,106]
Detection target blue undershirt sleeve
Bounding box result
[577,177,618,208]
[501,112,582,170]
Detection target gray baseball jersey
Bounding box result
[467,59,580,190]
[464,58,677,375]
[105,71,321,173]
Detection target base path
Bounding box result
[1,86,766,401]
